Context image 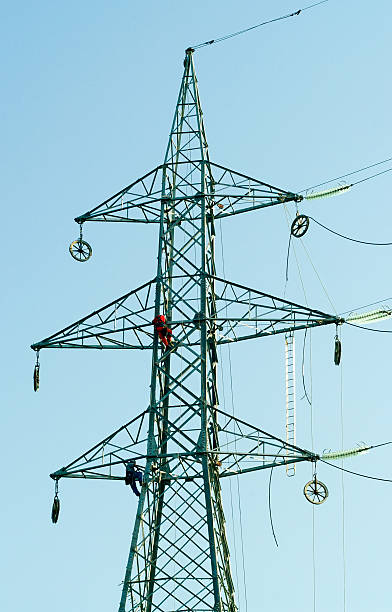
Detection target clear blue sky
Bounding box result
[2,1,392,611]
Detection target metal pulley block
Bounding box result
[33,363,40,392]
[334,335,342,365]
[291,214,309,238]
[304,477,328,504]
[69,224,92,262]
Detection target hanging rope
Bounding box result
[339,340,347,612]
[218,219,242,607]
[297,233,338,314]
[282,203,309,303]
[229,332,248,611]
[191,1,328,50]
[268,466,279,547]
[301,324,312,406]
[285,234,292,283]
[308,329,316,612]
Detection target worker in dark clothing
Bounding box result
[125,460,143,497]
[152,314,173,348]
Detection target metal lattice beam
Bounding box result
[34,48,336,612]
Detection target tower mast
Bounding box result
[32,49,342,612]
[120,47,235,612]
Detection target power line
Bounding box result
[299,155,392,193]
[340,298,392,316]
[321,458,392,483]
[352,166,392,186]
[192,1,328,50]
[346,322,392,334]
[308,216,392,246]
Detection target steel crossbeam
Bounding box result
[34,48,335,612]
[32,274,341,351]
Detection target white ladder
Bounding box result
[285,331,296,476]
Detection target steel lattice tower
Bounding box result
[32,48,341,612]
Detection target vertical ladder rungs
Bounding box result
[285,332,296,477]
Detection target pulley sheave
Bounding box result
[291,214,309,238]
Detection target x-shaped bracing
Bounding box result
[32,275,342,351]
[50,406,317,483]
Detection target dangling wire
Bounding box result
[297,233,337,315]
[285,234,292,283]
[301,324,312,406]
[282,204,308,304]
[268,465,279,547]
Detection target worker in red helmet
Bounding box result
[152,314,173,348]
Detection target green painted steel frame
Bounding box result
[33,49,340,612]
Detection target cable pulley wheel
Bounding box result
[33,364,40,392]
[303,478,328,505]
[69,239,92,262]
[334,336,342,365]
[291,214,310,238]
[51,495,60,523]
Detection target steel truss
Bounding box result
[32,48,341,612]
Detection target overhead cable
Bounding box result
[309,216,392,246]
[346,322,392,334]
[299,155,392,193]
[321,458,392,483]
[191,1,328,50]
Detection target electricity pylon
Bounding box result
[32,48,341,612]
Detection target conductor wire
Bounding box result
[346,322,392,334]
[321,460,392,483]
[309,216,392,246]
[298,155,392,193]
[192,1,328,49]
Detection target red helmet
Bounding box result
[153,314,166,325]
